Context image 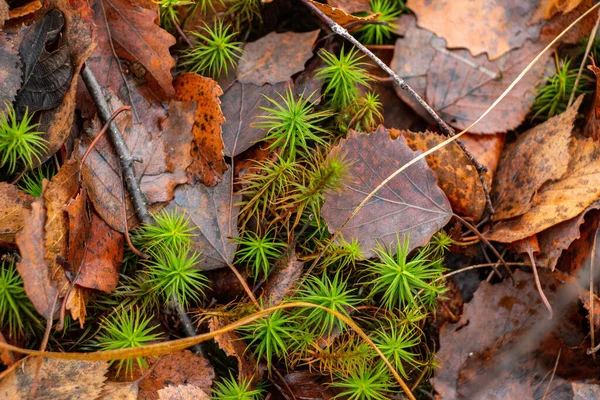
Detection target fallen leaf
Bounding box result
[327,0,370,14]
[372,81,426,132]
[538,0,586,19]
[15,198,59,319]
[7,0,41,19]
[0,32,21,104]
[237,30,320,86]
[539,0,596,44]
[322,126,452,259]
[306,0,379,28]
[101,381,139,400]
[390,15,550,134]
[572,382,600,399]
[460,133,505,180]
[138,350,214,400]
[391,129,487,221]
[221,81,290,157]
[409,0,543,60]
[487,135,600,243]
[0,0,6,27]
[293,56,325,101]
[277,371,340,400]
[586,65,600,140]
[165,169,239,270]
[157,385,209,400]
[0,333,14,366]
[492,97,582,221]
[174,73,227,187]
[0,356,107,399]
[86,0,176,99]
[0,183,33,244]
[263,252,303,307]
[209,316,256,382]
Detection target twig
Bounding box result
[300,0,494,216]
[542,348,561,400]
[568,8,600,107]
[527,249,553,319]
[171,294,205,356]
[79,106,131,169]
[174,20,194,48]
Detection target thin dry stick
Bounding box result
[305,2,600,276]
[542,348,561,400]
[300,0,494,216]
[527,250,553,319]
[79,106,131,169]
[568,8,600,107]
[440,262,528,281]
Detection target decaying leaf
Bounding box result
[390,15,549,134]
[221,81,290,157]
[237,30,320,86]
[391,129,487,222]
[0,183,33,244]
[0,356,107,399]
[492,97,582,221]
[157,385,209,400]
[15,199,59,320]
[487,136,600,243]
[409,0,543,60]
[174,73,227,187]
[165,169,239,270]
[322,126,452,259]
[101,380,139,400]
[0,32,21,105]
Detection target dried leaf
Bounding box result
[157,385,209,400]
[0,32,21,104]
[221,81,290,157]
[539,0,586,19]
[492,97,582,221]
[586,65,600,140]
[390,15,549,134]
[409,0,543,60]
[572,382,600,399]
[209,316,256,382]
[263,252,303,307]
[322,126,452,259]
[7,0,41,19]
[392,129,486,221]
[174,73,227,187]
[87,0,176,99]
[165,169,239,270]
[237,30,320,86]
[0,183,33,244]
[306,0,379,28]
[0,0,8,26]
[101,381,139,400]
[487,136,600,243]
[15,199,59,319]
[0,356,107,399]
[327,0,370,14]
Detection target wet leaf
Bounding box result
[390,15,550,134]
[492,97,582,221]
[221,81,290,157]
[174,73,227,187]
[237,30,320,86]
[322,126,452,259]
[15,198,59,319]
[165,169,239,270]
[0,32,21,104]
[0,183,33,244]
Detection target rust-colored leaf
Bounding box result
[0,356,107,399]
[391,129,487,222]
[174,73,227,187]
[327,0,370,14]
[0,32,21,105]
[221,81,290,157]
[306,0,379,28]
[409,0,543,60]
[86,0,176,99]
[7,0,41,19]
[487,136,600,243]
[322,126,452,259]
[0,183,33,244]
[492,97,582,221]
[15,199,59,319]
[165,169,239,270]
[237,30,320,86]
[390,15,550,134]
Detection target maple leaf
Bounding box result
[322,126,452,259]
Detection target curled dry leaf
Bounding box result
[0,183,33,244]
[327,0,371,14]
[391,129,487,222]
[15,199,59,320]
[492,96,583,221]
[306,0,379,28]
[322,126,452,259]
[390,15,549,134]
[0,356,107,399]
[174,73,227,187]
[0,32,21,105]
[409,0,543,60]
[237,30,320,86]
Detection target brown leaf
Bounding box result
[0,356,107,399]
[209,316,256,382]
[327,0,370,14]
[221,81,290,157]
[174,73,227,187]
[0,32,21,104]
[15,199,59,320]
[409,0,543,60]
[306,0,379,28]
[263,252,303,307]
[390,15,550,134]
[586,64,600,140]
[277,371,340,400]
[0,333,15,366]
[572,382,600,399]
[101,381,139,400]
[538,0,586,19]
[157,385,209,400]
[392,129,486,221]
[487,136,600,243]
[7,0,41,19]
[0,183,33,244]
[539,0,596,44]
[322,126,452,259]
[86,0,176,99]
[165,169,239,270]
[237,30,320,86]
[0,0,6,27]
[460,133,505,179]
[492,97,582,221]
[138,351,214,400]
